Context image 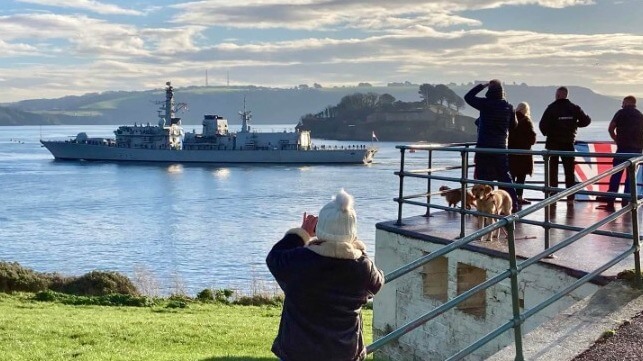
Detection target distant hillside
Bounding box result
[450,83,620,122]
[0,106,97,125]
[1,83,621,127]
[5,85,422,127]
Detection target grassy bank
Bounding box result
[0,293,374,361]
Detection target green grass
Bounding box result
[0,293,374,361]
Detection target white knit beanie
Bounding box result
[315,189,357,243]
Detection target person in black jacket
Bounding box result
[539,86,591,201]
[509,102,537,205]
[599,96,643,211]
[465,79,520,212]
[266,189,384,361]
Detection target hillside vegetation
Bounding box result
[297,84,477,142]
[0,106,97,125]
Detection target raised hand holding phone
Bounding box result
[301,212,318,237]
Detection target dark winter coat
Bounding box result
[464,83,517,149]
[508,112,537,177]
[266,228,384,361]
[611,106,643,151]
[539,98,591,149]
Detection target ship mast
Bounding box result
[165,81,174,126]
[158,81,186,127]
[239,96,252,133]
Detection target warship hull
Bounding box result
[41,140,376,164]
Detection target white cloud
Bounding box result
[0,13,146,58]
[171,2,470,30]
[17,0,144,16]
[139,26,206,54]
[0,13,206,59]
[0,0,641,102]
[0,39,40,57]
[171,0,594,30]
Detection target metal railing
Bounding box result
[367,142,643,360]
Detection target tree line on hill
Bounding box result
[419,83,465,112]
[303,83,466,122]
[297,84,477,142]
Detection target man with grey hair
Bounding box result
[539,86,591,202]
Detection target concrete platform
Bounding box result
[377,200,640,283]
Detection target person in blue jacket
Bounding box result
[465,79,520,212]
[266,189,384,361]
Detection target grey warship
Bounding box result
[40,82,377,164]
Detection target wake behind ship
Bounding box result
[40,82,377,165]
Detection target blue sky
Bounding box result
[0,0,641,102]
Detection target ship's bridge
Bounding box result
[202,114,228,136]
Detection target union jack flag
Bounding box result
[574,141,642,200]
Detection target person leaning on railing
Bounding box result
[597,95,643,212]
[266,189,384,361]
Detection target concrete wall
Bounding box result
[373,229,600,361]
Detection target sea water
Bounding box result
[0,122,611,294]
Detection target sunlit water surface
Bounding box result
[1,123,609,294]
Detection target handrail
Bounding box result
[385,158,634,284]
[368,142,643,360]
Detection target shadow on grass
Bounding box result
[201,357,277,361]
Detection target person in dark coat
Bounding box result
[464,79,520,212]
[539,86,591,201]
[599,96,643,211]
[266,189,384,361]
[508,102,537,205]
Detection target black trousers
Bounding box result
[547,144,576,190]
[512,174,527,197]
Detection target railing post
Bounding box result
[460,150,468,238]
[425,149,433,217]
[506,219,525,361]
[397,148,406,226]
[543,153,552,251]
[627,163,642,288]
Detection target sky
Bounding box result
[1,0,642,102]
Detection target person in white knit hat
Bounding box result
[266,189,384,361]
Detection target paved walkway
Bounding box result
[573,310,643,361]
[488,280,643,361]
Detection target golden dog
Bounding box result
[471,184,513,241]
[439,185,476,210]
